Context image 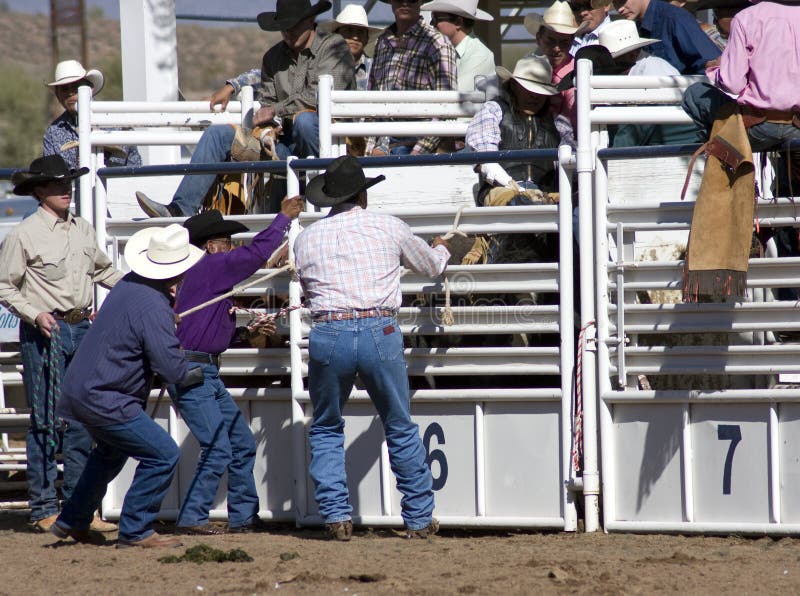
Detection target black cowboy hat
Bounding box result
[695,0,749,10]
[557,45,628,92]
[11,154,89,196]
[305,155,386,208]
[257,0,332,32]
[183,209,250,247]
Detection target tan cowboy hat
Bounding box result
[124,224,204,280]
[48,60,104,96]
[495,56,558,96]
[419,0,495,21]
[598,19,659,58]
[319,3,384,50]
[525,1,580,36]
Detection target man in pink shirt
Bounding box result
[681,0,799,153]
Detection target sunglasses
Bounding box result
[430,14,458,24]
[391,0,421,3]
[569,2,594,12]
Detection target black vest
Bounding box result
[494,95,560,191]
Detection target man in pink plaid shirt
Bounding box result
[294,155,450,541]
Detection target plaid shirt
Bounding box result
[367,18,457,154]
[294,204,450,313]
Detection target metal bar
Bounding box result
[602,389,800,403]
[769,403,781,524]
[605,520,800,534]
[591,106,695,125]
[475,402,486,517]
[589,75,707,89]
[78,85,93,222]
[91,100,247,113]
[681,403,694,522]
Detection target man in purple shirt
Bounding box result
[172,198,303,534]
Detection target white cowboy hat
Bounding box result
[48,60,105,96]
[525,0,580,36]
[419,0,495,21]
[319,3,384,52]
[124,224,204,280]
[495,55,558,96]
[598,19,659,58]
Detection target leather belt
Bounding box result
[52,308,92,324]
[183,350,221,368]
[741,106,800,128]
[312,308,397,322]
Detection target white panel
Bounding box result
[691,405,769,523]
[611,404,684,522]
[391,403,477,517]
[779,405,800,523]
[483,402,562,518]
[250,401,295,519]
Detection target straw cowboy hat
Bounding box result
[525,1,581,36]
[319,3,384,52]
[257,0,332,32]
[556,45,627,91]
[48,60,104,96]
[598,19,659,58]
[495,56,558,96]
[11,155,89,196]
[124,224,204,280]
[183,210,249,248]
[419,0,495,21]
[305,155,386,208]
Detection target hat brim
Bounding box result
[124,228,205,280]
[305,173,386,208]
[496,65,558,96]
[319,20,385,53]
[189,220,250,247]
[419,1,495,21]
[11,166,89,196]
[524,14,579,36]
[257,1,332,31]
[609,38,659,58]
[48,69,105,96]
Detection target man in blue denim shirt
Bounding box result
[613,0,721,73]
[294,156,450,541]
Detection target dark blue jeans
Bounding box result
[20,320,93,522]
[307,315,434,530]
[172,361,259,528]
[171,113,320,216]
[56,410,180,541]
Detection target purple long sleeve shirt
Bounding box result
[175,213,291,354]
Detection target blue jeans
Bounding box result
[171,113,320,216]
[56,410,180,541]
[172,361,259,528]
[307,315,434,530]
[20,320,93,522]
[682,82,800,152]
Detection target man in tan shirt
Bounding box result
[0,155,122,532]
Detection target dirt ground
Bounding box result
[0,511,799,595]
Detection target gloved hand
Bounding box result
[480,162,513,188]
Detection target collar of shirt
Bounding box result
[328,202,362,218]
[54,110,78,132]
[35,205,75,231]
[640,0,661,34]
[386,17,426,42]
[454,35,473,59]
[553,55,574,80]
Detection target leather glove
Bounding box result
[480,162,513,188]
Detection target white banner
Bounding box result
[0,305,20,343]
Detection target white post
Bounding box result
[576,58,600,532]
[118,0,181,165]
[77,85,93,223]
[286,157,309,525]
[318,74,333,158]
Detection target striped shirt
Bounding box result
[294,204,450,313]
[367,18,457,154]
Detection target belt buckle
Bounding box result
[64,309,84,324]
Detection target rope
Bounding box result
[441,205,468,241]
[230,303,304,331]
[572,320,595,474]
[30,324,64,448]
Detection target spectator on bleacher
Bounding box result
[525,0,581,132]
[43,60,141,171]
[171,200,302,536]
[294,155,450,541]
[694,0,750,48]
[682,0,800,153]
[612,0,722,73]
[421,0,496,92]
[596,21,704,146]
[136,0,355,218]
[0,155,123,534]
[569,0,614,55]
[49,225,204,548]
[321,4,384,90]
[366,0,457,156]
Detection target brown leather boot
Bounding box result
[117,531,183,549]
